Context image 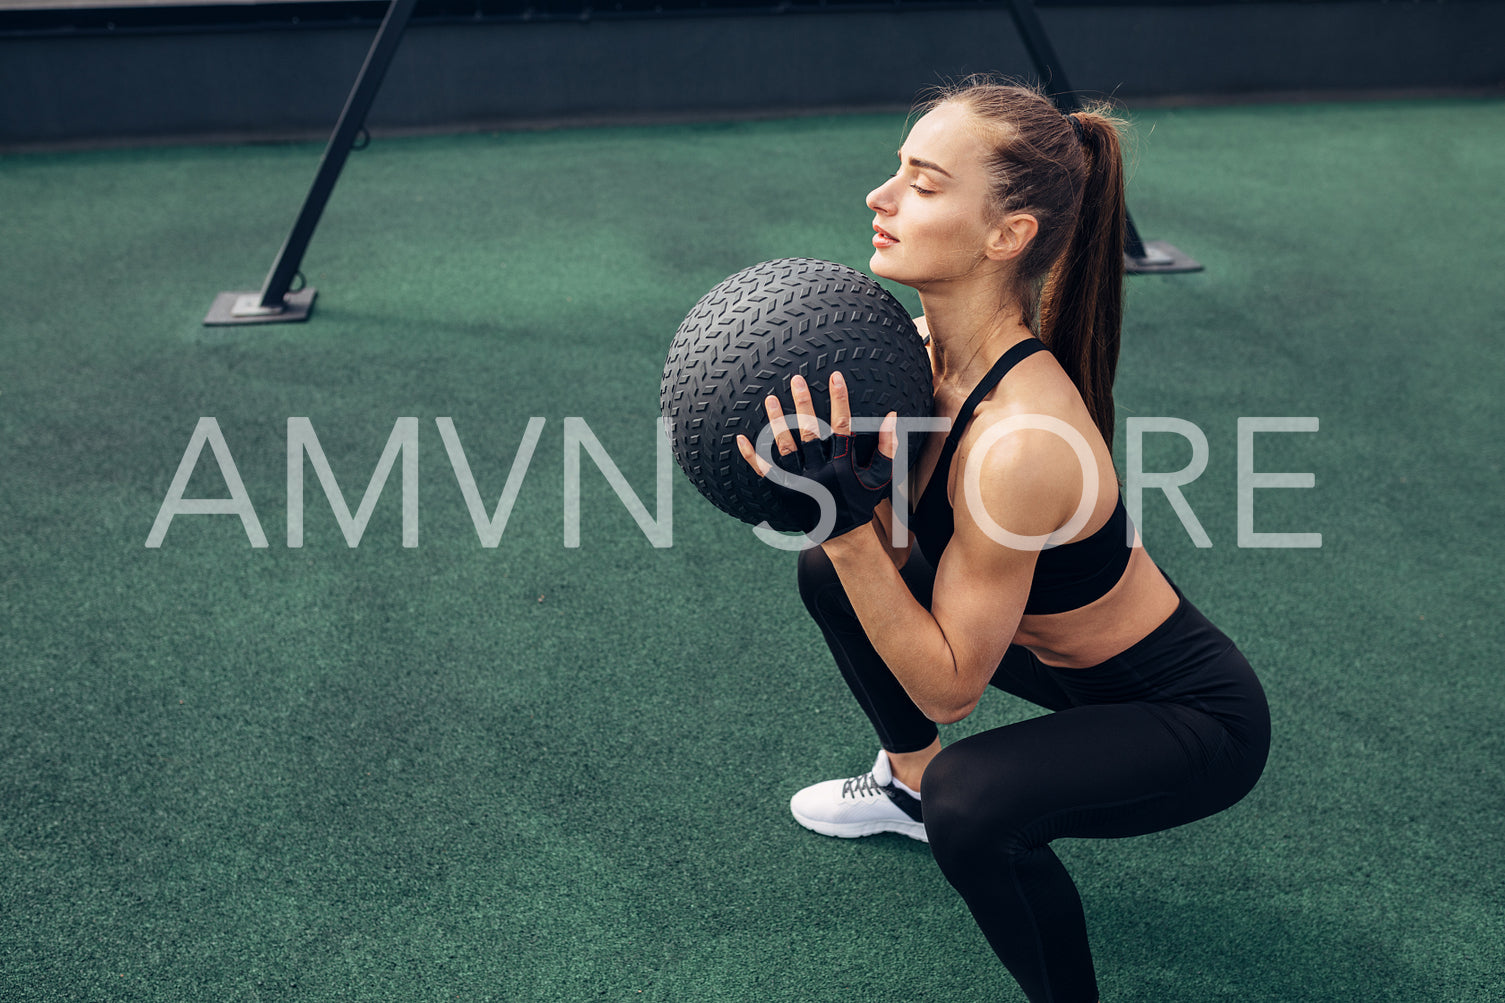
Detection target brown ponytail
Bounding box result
[920,79,1128,449]
[1038,110,1125,450]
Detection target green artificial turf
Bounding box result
[2,97,1502,1001]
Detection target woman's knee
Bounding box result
[923,743,1029,873]
[797,544,856,627]
[796,544,839,599]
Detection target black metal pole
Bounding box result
[205,0,420,325]
[1003,0,1199,274]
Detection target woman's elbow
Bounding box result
[925,696,981,726]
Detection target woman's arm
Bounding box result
[823,421,1074,721]
[739,371,1083,724]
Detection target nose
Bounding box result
[867,176,897,215]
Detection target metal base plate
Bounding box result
[1125,241,1203,275]
[203,288,317,326]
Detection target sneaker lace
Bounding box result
[841,772,884,800]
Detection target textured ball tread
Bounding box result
[660,258,933,531]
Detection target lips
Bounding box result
[872,223,899,248]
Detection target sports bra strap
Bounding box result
[936,338,1050,465]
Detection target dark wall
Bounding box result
[3,1,1503,147]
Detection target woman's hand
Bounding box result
[735,371,899,541]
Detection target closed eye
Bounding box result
[890,163,938,195]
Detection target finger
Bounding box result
[736,434,772,477]
[763,395,798,456]
[788,375,822,442]
[877,411,898,459]
[828,371,852,438]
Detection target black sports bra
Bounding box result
[910,338,1133,616]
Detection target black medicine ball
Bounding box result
[660,257,934,532]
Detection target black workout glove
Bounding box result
[765,430,894,541]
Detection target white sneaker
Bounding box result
[789,749,927,843]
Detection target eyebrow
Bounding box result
[898,152,954,178]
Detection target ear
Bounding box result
[984,212,1039,262]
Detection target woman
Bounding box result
[735,80,1270,1003]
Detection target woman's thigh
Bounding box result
[923,699,1259,846]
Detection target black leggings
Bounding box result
[797,546,1270,1003]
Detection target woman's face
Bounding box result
[866,101,1005,288]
